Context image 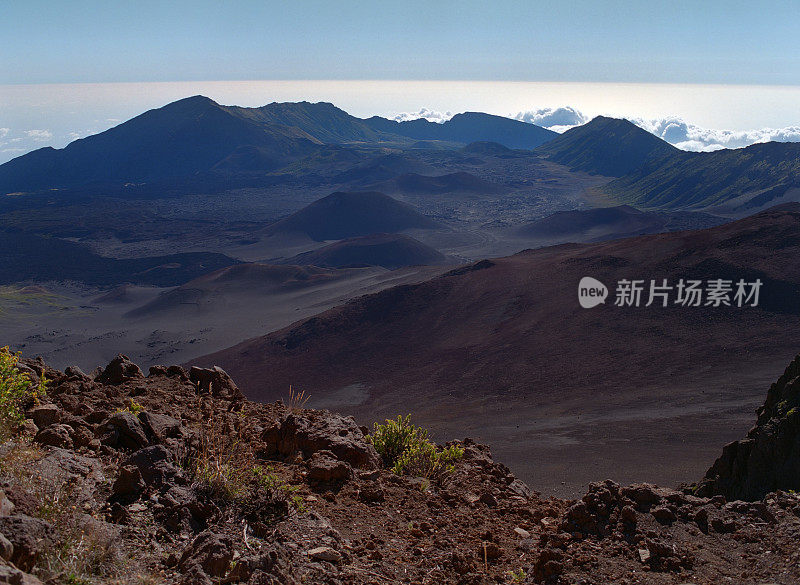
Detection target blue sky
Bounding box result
[2,0,799,85]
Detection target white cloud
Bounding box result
[507,105,800,151]
[24,129,53,141]
[513,107,587,130]
[0,128,9,139]
[629,116,800,151]
[391,108,453,123]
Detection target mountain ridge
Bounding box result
[535,115,679,176]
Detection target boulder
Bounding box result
[122,445,181,487]
[262,411,380,470]
[188,366,242,399]
[98,412,149,450]
[157,485,216,534]
[697,353,800,500]
[306,450,352,483]
[307,546,342,563]
[138,411,182,443]
[34,424,73,449]
[26,404,60,429]
[95,355,143,385]
[64,366,91,381]
[178,531,234,577]
[0,491,15,517]
[111,466,145,501]
[0,515,53,571]
[0,531,12,561]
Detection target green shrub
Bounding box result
[367,415,463,480]
[116,399,144,415]
[0,346,46,431]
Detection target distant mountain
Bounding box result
[535,116,678,176]
[372,172,507,197]
[605,141,800,211]
[363,112,557,150]
[0,96,323,193]
[265,191,440,241]
[0,98,561,194]
[513,205,724,242]
[225,101,400,145]
[281,233,447,269]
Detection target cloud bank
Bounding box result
[509,108,800,152]
[0,128,93,161]
[392,108,453,123]
[513,107,588,133]
[630,117,800,152]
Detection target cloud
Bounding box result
[508,105,800,151]
[391,108,453,123]
[629,116,800,152]
[0,128,9,139]
[24,129,53,141]
[513,107,587,130]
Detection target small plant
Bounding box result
[0,346,46,434]
[367,415,428,467]
[367,415,464,481]
[117,398,143,415]
[188,411,304,522]
[287,385,310,413]
[252,464,304,511]
[508,568,527,583]
[392,440,464,479]
[191,410,255,502]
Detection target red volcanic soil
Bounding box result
[193,204,800,496]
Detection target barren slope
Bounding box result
[195,204,800,495]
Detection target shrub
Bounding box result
[189,410,303,516]
[392,441,464,479]
[367,415,428,467]
[116,398,143,415]
[0,346,46,433]
[367,415,463,481]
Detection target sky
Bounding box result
[1,1,799,163]
[2,0,800,85]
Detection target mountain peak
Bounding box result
[536,116,677,176]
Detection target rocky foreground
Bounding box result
[0,354,798,585]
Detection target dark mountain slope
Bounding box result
[0,229,237,286]
[535,116,678,176]
[226,101,399,144]
[281,233,447,269]
[195,204,800,491]
[363,112,557,150]
[605,141,800,211]
[514,205,724,242]
[126,263,354,317]
[0,96,322,193]
[265,191,440,240]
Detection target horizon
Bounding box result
[2,79,800,165]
